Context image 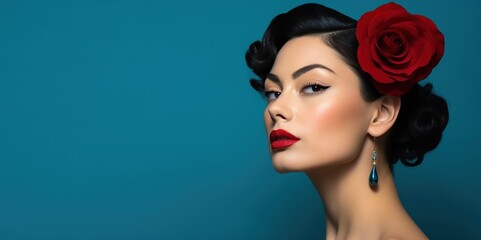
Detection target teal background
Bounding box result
[1,0,479,239]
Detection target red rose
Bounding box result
[356,2,444,96]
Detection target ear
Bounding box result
[367,95,401,138]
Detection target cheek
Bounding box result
[303,96,370,160]
[264,108,273,137]
[311,99,366,132]
[263,108,271,127]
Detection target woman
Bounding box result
[245,2,448,239]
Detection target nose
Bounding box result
[267,93,293,123]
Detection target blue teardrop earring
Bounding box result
[369,139,378,186]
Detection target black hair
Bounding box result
[245,3,449,167]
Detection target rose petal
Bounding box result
[377,30,406,58]
[359,42,395,83]
[383,12,411,27]
[391,21,418,37]
[366,12,393,37]
[373,79,417,96]
[403,38,434,76]
[356,2,444,95]
[416,15,445,66]
[376,2,408,13]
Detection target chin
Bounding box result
[271,153,348,173]
[271,155,310,173]
[272,164,291,173]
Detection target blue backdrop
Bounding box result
[1,0,480,239]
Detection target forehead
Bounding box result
[270,35,350,76]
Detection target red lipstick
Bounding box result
[269,129,300,150]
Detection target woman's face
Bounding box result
[264,35,374,172]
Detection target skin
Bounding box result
[263,35,427,240]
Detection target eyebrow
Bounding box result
[292,64,335,79]
[266,64,335,83]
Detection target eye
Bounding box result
[263,90,281,101]
[301,83,329,94]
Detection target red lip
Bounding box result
[269,129,300,150]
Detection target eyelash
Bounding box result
[262,90,280,101]
[262,82,329,101]
[300,82,329,95]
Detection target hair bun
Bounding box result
[389,83,449,166]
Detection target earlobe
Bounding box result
[368,96,401,137]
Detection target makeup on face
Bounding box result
[270,129,300,150]
[262,36,372,172]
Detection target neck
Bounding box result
[306,140,416,239]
